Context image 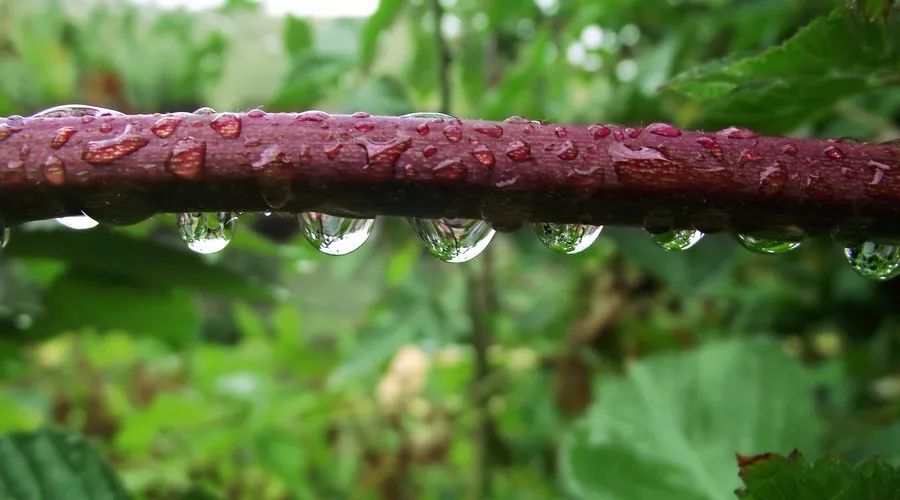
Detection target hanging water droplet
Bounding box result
[177,212,238,254]
[843,241,900,281]
[647,228,704,251]
[533,223,602,254]
[56,213,99,230]
[298,212,374,256]
[409,218,495,263]
[736,234,801,254]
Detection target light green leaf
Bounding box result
[360,0,404,69]
[0,428,128,500]
[560,339,828,500]
[283,15,313,57]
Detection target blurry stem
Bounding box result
[429,0,451,114]
[467,247,497,500]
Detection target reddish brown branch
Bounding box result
[0,111,898,242]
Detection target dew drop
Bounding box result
[433,158,467,180]
[533,223,602,254]
[844,241,900,281]
[736,234,801,254]
[99,123,113,134]
[645,122,681,138]
[443,123,462,142]
[324,142,343,160]
[474,124,504,138]
[32,104,122,118]
[210,113,241,139]
[194,107,217,115]
[647,228,704,251]
[423,145,438,158]
[298,212,374,256]
[56,213,99,230]
[409,218,495,263]
[588,124,611,139]
[625,127,642,138]
[248,108,267,119]
[696,136,724,161]
[782,143,798,156]
[555,140,579,161]
[717,126,758,139]
[252,145,290,170]
[351,111,371,118]
[758,163,787,196]
[50,127,77,149]
[177,212,238,254]
[296,110,329,122]
[824,145,844,160]
[403,112,454,121]
[354,121,375,133]
[415,122,430,135]
[82,127,150,164]
[554,126,568,138]
[471,144,495,167]
[505,140,532,162]
[42,156,66,186]
[166,137,206,179]
[503,116,531,125]
[363,136,412,171]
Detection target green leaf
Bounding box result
[360,0,404,69]
[0,427,129,500]
[283,15,312,58]
[560,339,828,500]
[667,8,900,132]
[27,271,199,346]
[7,227,269,300]
[737,452,900,500]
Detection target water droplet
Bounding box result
[646,122,681,137]
[210,113,241,139]
[736,234,801,254]
[50,127,77,149]
[248,108,267,119]
[99,122,113,134]
[32,104,121,118]
[505,140,532,162]
[844,241,900,281]
[42,156,66,185]
[324,142,343,160]
[554,126,568,138]
[503,116,531,125]
[423,145,438,158]
[696,136,724,161]
[647,228,704,251]
[717,126,757,139]
[177,212,238,254]
[166,137,206,179]
[474,124,504,138]
[415,122,430,135]
[868,160,891,185]
[613,129,625,141]
[252,145,290,170]
[533,223,602,254]
[352,111,371,118]
[403,112,454,121]
[82,127,150,164]
[0,224,9,249]
[555,140,579,160]
[824,145,844,160]
[0,120,23,142]
[19,144,30,160]
[471,144,495,167]
[588,124,611,139]
[354,121,375,133]
[299,212,374,256]
[758,163,787,196]
[433,158,467,180]
[409,218,495,263]
[194,107,217,115]
[625,127,641,138]
[443,123,462,142]
[56,213,99,230]
[782,143,798,156]
[363,137,413,172]
[297,110,329,122]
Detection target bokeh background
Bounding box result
[0,0,899,498]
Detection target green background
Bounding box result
[0,0,899,498]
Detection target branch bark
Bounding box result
[1,111,899,242]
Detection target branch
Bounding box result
[1,111,899,242]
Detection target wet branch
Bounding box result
[0,112,899,242]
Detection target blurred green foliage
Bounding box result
[0,0,899,498]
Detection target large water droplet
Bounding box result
[32,104,122,118]
[647,229,704,251]
[588,124,611,139]
[177,212,238,254]
[402,112,454,121]
[166,137,206,179]
[505,140,532,162]
[210,113,241,139]
[50,127,77,149]
[843,241,900,281]
[736,234,801,254]
[56,213,99,230]
[443,123,462,142]
[533,223,602,254]
[645,122,682,138]
[409,218,495,263]
[474,124,503,138]
[152,115,183,138]
[82,127,150,164]
[298,212,374,256]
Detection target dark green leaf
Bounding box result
[283,15,312,58]
[0,428,129,500]
[360,0,403,69]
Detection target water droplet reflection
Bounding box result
[177,212,238,254]
[409,218,495,263]
[533,223,602,254]
[298,212,374,256]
